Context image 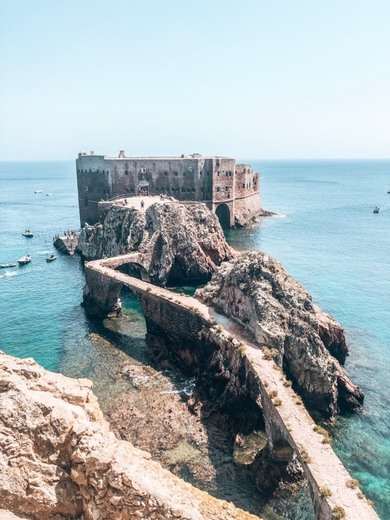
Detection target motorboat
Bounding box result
[17,255,32,265]
[0,263,17,268]
[21,229,33,237]
[34,190,43,193]
[46,254,57,262]
[373,207,380,214]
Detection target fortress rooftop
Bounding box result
[78,151,233,160]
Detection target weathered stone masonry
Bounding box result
[76,151,261,228]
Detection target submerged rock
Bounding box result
[196,251,364,417]
[78,201,234,285]
[0,351,259,520]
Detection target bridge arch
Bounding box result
[117,262,150,282]
[215,203,231,229]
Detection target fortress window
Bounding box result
[125,170,129,176]
[217,171,220,176]
[96,169,99,173]
[164,172,168,176]
[85,186,89,192]
[140,168,146,173]
[89,169,92,173]
[242,183,245,189]
[174,171,178,176]
[181,187,185,192]
[216,187,220,192]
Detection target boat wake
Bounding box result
[0,270,20,280]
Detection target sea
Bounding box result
[0,159,389,519]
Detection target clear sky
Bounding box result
[0,0,389,160]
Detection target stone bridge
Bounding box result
[83,257,379,520]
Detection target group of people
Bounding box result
[63,229,78,240]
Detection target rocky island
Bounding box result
[0,198,379,519]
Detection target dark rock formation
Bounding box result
[196,251,364,417]
[78,201,234,285]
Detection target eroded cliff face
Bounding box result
[0,351,260,520]
[196,251,364,417]
[78,201,234,285]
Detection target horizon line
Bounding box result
[0,157,390,163]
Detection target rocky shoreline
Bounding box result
[0,351,260,520]
[0,199,377,519]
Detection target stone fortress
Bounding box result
[76,150,261,228]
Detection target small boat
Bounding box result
[373,207,380,214]
[34,190,43,194]
[17,255,32,265]
[21,229,33,237]
[0,263,17,268]
[46,254,57,262]
[46,193,52,196]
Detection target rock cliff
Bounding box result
[196,251,364,417]
[0,351,260,520]
[78,201,234,285]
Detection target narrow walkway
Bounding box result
[213,313,378,520]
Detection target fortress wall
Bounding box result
[212,157,236,201]
[234,192,262,225]
[234,165,261,224]
[76,153,262,228]
[76,155,111,226]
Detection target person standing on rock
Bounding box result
[141,200,145,209]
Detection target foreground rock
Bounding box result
[78,201,234,285]
[0,351,260,520]
[196,251,364,417]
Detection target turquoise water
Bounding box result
[0,160,389,518]
[227,159,390,518]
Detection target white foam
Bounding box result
[0,270,20,279]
